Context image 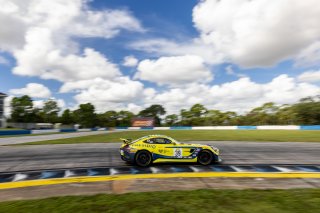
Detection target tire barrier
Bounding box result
[1,164,320,184]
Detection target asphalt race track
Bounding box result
[1,141,319,173]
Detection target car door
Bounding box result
[173,144,195,159]
[150,138,173,158]
[161,138,192,159]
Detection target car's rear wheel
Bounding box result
[198,150,213,165]
[135,150,152,167]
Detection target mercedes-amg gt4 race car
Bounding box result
[119,135,221,166]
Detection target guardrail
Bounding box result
[0,125,319,136]
[114,125,320,130]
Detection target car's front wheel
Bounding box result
[135,150,152,167]
[198,150,213,165]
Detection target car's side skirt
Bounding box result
[153,158,198,163]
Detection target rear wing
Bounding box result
[120,138,132,144]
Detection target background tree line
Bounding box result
[8,95,320,128]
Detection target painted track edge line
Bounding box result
[1,172,320,190]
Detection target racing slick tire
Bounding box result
[197,150,213,165]
[135,150,152,167]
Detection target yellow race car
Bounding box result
[119,135,221,166]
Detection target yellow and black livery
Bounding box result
[119,135,221,166]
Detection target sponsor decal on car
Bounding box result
[158,149,170,154]
[132,144,156,149]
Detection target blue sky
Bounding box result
[1,0,320,114]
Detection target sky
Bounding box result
[1,0,320,116]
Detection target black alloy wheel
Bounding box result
[198,150,213,165]
[135,151,152,167]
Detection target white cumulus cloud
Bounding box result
[0,0,143,82]
[2,0,320,115]
[295,41,320,67]
[135,55,213,85]
[144,74,320,114]
[297,70,320,83]
[129,38,224,65]
[13,28,121,81]
[59,77,144,112]
[122,55,138,67]
[0,0,146,112]
[74,78,143,103]
[9,83,51,98]
[192,0,320,67]
[130,0,320,68]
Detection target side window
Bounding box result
[144,139,155,144]
[144,138,172,144]
[164,138,172,144]
[154,138,166,144]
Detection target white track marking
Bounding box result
[13,173,28,182]
[64,170,74,177]
[273,166,295,172]
[230,166,243,172]
[189,166,201,172]
[150,167,160,173]
[109,168,118,175]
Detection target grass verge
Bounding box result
[21,130,320,145]
[0,189,319,213]
[0,132,68,138]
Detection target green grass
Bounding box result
[0,132,68,138]
[0,128,62,138]
[0,189,319,213]
[22,130,320,145]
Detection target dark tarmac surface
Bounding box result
[1,141,319,172]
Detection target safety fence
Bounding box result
[115,125,320,130]
[0,125,319,136]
